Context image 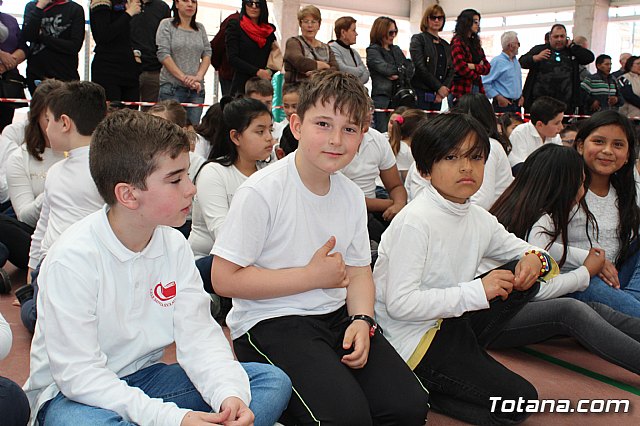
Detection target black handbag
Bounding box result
[0,70,28,107]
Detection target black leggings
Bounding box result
[0,214,34,269]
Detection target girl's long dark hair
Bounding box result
[452,93,511,153]
[208,97,271,166]
[575,110,640,267]
[196,103,222,156]
[25,79,65,161]
[171,0,198,31]
[490,144,586,267]
[453,9,481,52]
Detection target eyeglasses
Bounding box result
[430,15,445,21]
[244,1,261,7]
[388,30,398,36]
[301,19,319,25]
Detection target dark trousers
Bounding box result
[415,88,442,112]
[139,70,161,112]
[0,214,34,269]
[0,376,30,426]
[92,76,140,106]
[414,266,539,425]
[234,305,429,426]
[492,99,521,114]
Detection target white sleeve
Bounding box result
[40,262,190,426]
[377,133,397,171]
[404,162,427,203]
[0,312,12,361]
[507,130,528,167]
[528,214,589,269]
[194,134,211,159]
[6,151,43,227]
[382,223,489,322]
[395,142,413,172]
[29,185,50,269]
[482,211,545,264]
[470,146,498,210]
[492,142,514,198]
[196,164,234,243]
[533,266,590,301]
[173,239,251,411]
[0,132,19,203]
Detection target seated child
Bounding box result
[560,123,578,147]
[20,81,107,333]
[245,76,274,110]
[272,82,300,142]
[386,108,427,182]
[274,124,298,159]
[341,98,408,243]
[374,113,553,425]
[212,70,429,425]
[23,109,291,426]
[508,96,565,170]
[497,111,523,143]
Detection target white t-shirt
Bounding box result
[341,128,396,198]
[194,133,212,159]
[271,118,289,142]
[7,146,65,227]
[24,207,250,426]
[508,121,562,167]
[373,182,543,361]
[212,152,371,339]
[28,146,105,269]
[0,121,26,203]
[568,187,620,263]
[189,162,250,259]
[396,141,413,173]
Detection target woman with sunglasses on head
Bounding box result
[367,16,413,133]
[283,5,337,84]
[225,0,277,96]
[409,4,452,112]
[448,9,489,106]
[156,0,211,125]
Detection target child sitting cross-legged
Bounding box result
[23,110,291,426]
[373,113,555,425]
[211,70,429,425]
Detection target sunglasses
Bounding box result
[430,15,444,21]
[244,1,261,7]
[388,30,398,36]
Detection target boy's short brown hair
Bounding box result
[245,76,274,97]
[90,109,190,205]
[296,70,369,128]
[47,81,107,136]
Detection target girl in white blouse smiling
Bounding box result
[374,113,553,425]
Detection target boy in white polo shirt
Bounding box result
[211,70,429,425]
[23,110,291,426]
[508,96,566,170]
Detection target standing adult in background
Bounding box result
[613,52,631,79]
[21,0,85,94]
[210,11,239,96]
[618,55,640,119]
[482,31,523,114]
[283,5,337,83]
[0,0,28,130]
[581,54,623,114]
[573,35,590,81]
[367,16,412,133]
[520,23,594,114]
[157,0,211,125]
[90,0,141,104]
[409,4,452,112]
[449,9,490,106]
[130,0,171,110]
[226,0,276,96]
[329,16,369,84]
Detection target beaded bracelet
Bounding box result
[524,250,551,277]
[348,314,380,337]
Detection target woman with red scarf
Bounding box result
[225,0,276,96]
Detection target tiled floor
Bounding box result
[1,263,639,425]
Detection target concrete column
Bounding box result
[574,0,610,59]
[272,0,301,45]
[410,0,433,34]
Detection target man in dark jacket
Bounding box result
[520,24,594,114]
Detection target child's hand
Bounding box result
[599,258,620,288]
[514,253,542,290]
[382,202,403,221]
[306,237,349,290]
[481,270,514,301]
[583,247,605,277]
[341,320,371,369]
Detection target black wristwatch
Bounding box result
[348,314,381,337]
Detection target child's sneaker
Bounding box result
[14,284,34,304]
[0,268,11,294]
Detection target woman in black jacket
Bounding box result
[225,0,276,96]
[409,4,452,112]
[366,16,413,133]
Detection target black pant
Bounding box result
[0,214,34,269]
[234,306,429,426]
[0,376,30,426]
[414,277,540,425]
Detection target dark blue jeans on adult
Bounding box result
[568,243,640,317]
[21,262,41,333]
[37,362,291,426]
[158,82,205,125]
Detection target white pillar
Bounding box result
[409,0,433,34]
[573,0,610,59]
[272,0,301,45]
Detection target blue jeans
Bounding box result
[568,247,640,317]
[158,82,205,125]
[38,362,291,426]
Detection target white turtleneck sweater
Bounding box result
[374,182,543,361]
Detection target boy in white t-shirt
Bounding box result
[508,96,565,170]
[211,70,429,425]
[23,110,290,426]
